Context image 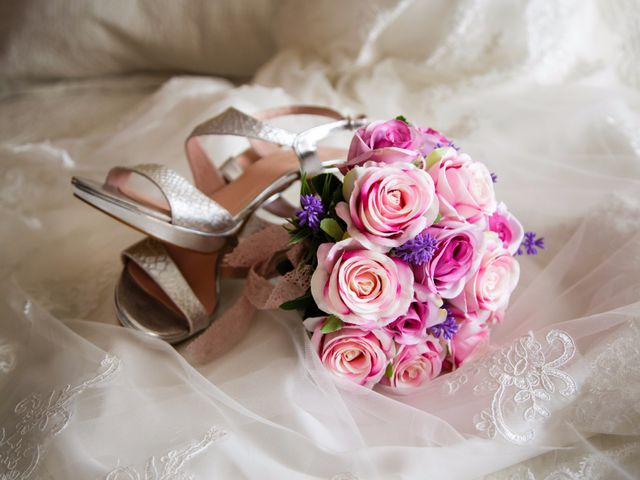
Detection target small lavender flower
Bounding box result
[429,312,459,340]
[490,172,498,183]
[296,194,324,232]
[516,231,545,256]
[392,232,438,265]
[434,142,459,151]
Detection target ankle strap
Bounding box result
[185,105,347,196]
[294,115,368,175]
[250,106,345,157]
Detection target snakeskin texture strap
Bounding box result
[215,106,347,183]
[183,106,359,196]
[185,107,303,196]
[189,107,299,147]
[106,164,234,232]
[122,238,209,334]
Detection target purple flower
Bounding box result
[490,172,498,183]
[428,311,459,340]
[296,194,324,232]
[434,141,459,151]
[413,220,483,300]
[392,231,438,265]
[516,231,545,256]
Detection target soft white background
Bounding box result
[1,1,640,478]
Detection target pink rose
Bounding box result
[417,127,453,156]
[382,340,444,392]
[428,148,497,223]
[305,318,394,388]
[310,239,414,328]
[450,315,490,366]
[345,120,423,169]
[413,220,484,300]
[450,232,520,318]
[336,162,439,252]
[487,202,524,255]
[385,296,447,345]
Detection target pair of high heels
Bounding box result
[72,105,366,344]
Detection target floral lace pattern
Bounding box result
[0,354,121,480]
[445,330,577,444]
[105,427,228,480]
[571,320,640,433]
[485,439,640,479]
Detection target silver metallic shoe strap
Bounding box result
[213,112,369,182]
[122,238,209,335]
[293,115,369,175]
[189,107,299,148]
[185,106,303,197]
[106,164,234,233]
[187,106,350,186]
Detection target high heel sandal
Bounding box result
[72,106,367,343]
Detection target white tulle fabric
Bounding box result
[2,0,640,478]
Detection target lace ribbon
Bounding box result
[182,224,312,364]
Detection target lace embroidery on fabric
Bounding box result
[571,320,640,433]
[544,441,640,480]
[104,427,228,480]
[486,440,640,480]
[0,354,121,480]
[445,330,577,444]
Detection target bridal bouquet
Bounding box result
[283,118,524,393]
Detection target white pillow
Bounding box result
[0,0,277,80]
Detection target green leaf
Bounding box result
[433,213,442,225]
[425,147,449,169]
[412,156,426,169]
[320,218,344,242]
[280,291,312,310]
[302,242,318,264]
[310,172,342,206]
[322,174,334,201]
[322,175,333,198]
[395,115,409,124]
[384,363,393,378]
[320,315,344,333]
[342,168,357,201]
[310,173,325,195]
[332,185,344,205]
[300,171,312,196]
[288,230,311,245]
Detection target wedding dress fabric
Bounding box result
[2,1,640,478]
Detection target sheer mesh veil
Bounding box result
[1,0,640,478]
